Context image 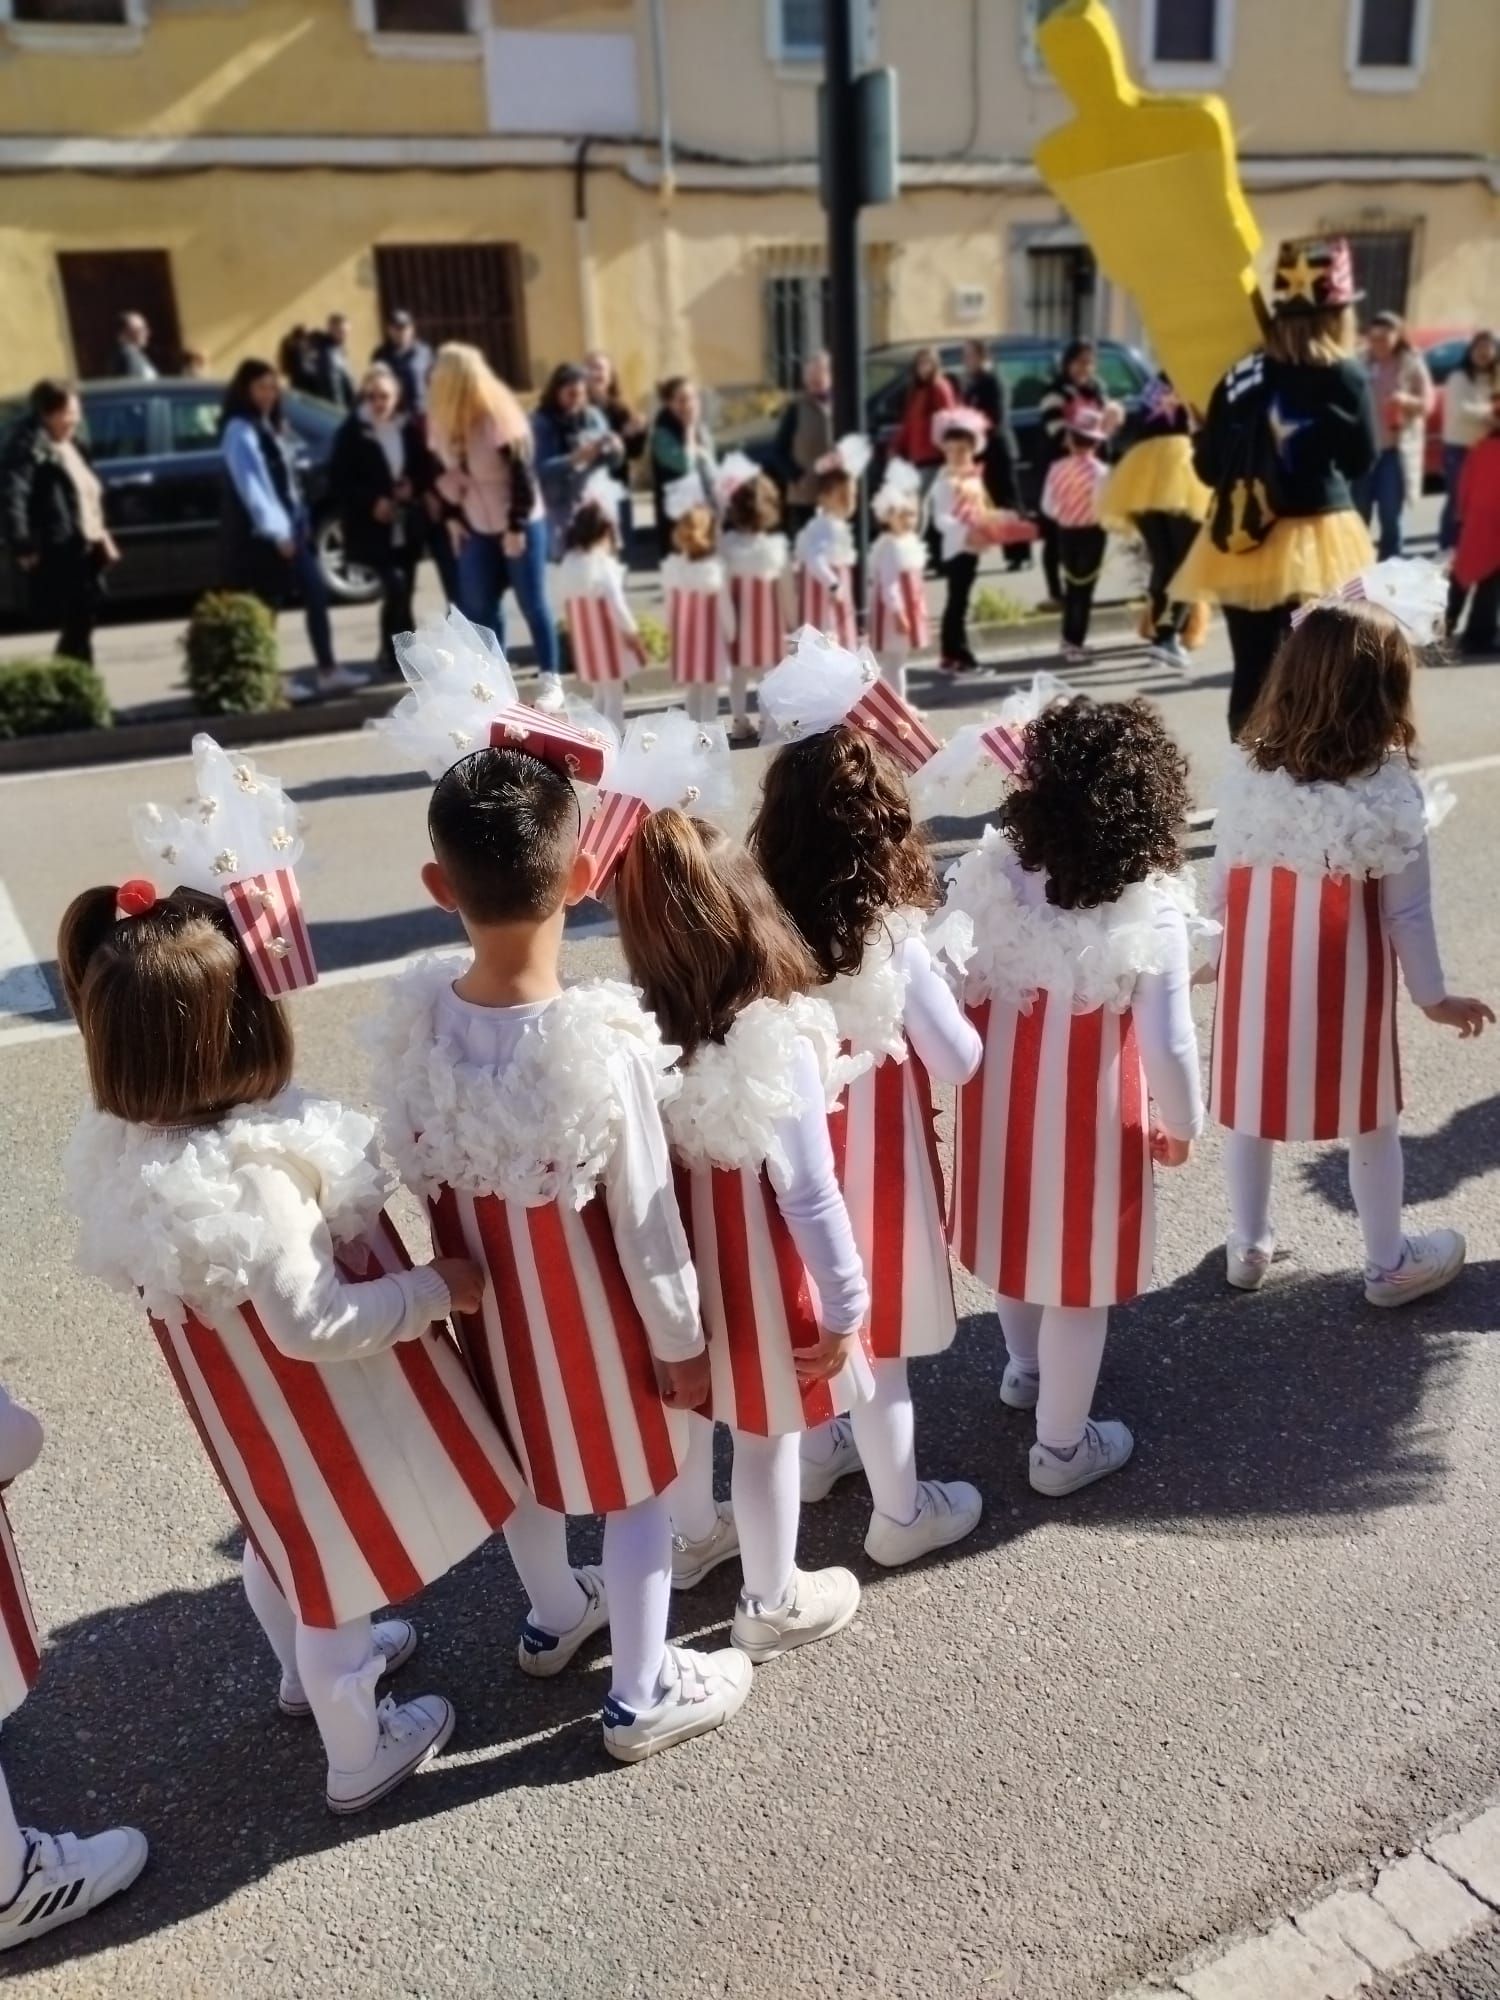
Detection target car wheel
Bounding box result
[315,512,381,606]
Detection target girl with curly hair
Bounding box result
[750,720,984,1570]
[1209,592,1491,1307]
[940,696,1204,1495]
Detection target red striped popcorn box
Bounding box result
[848,675,942,775]
[980,722,1029,776]
[223,867,318,997]
[488,705,610,786]
[579,790,651,899]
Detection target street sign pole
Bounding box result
[822,0,868,591]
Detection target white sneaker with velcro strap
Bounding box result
[671,1502,740,1591]
[1364,1229,1466,1308]
[516,1565,609,1678]
[601,1645,752,1763]
[0,1824,148,1951]
[799,1416,862,1503]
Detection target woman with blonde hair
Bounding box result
[427,343,563,709]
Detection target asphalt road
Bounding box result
[5,533,1500,1998]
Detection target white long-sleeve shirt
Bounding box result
[794,512,853,590]
[928,468,983,563]
[433,987,704,1364]
[0,1385,43,1487]
[897,934,984,1085]
[765,1038,870,1337]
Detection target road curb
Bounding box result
[0,601,1144,775]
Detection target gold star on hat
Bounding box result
[1277,246,1321,302]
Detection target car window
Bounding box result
[1422,339,1467,386]
[1096,348,1145,398]
[167,394,225,454]
[79,396,152,462]
[999,356,1051,413]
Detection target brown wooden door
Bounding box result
[374,243,531,389]
[56,249,183,378]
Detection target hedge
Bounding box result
[0,656,112,740]
[182,592,284,715]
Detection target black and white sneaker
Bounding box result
[0,1824,148,1951]
[279,1617,419,1717]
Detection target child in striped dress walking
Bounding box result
[867,457,930,700]
[662,472,734,728]
[555,487,647,735]
[616,812,871,1661]
[718,458,793,743]
[0,1384,148,1952]
[60,740,520,1815]
[1208,580,1491,1305]
[794,456,862,650]
[941,697,1205,1496]
[752,713,984,1566]
[1041,405,1113,664]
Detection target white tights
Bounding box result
[1225,1124,1405,1271]
[802,1359,919,1524]
[730,667,755,725]
[241,1544,380,1773]
[684,682,721,725]
[671,1414,801,1609]
[502,1493,671,1714]
[995,1300,1110,1454]
[0,1763,25,1904]
[877,652,909,701]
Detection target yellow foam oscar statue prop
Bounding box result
[1034,0,1265,412]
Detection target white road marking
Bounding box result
[0,882,52,1018]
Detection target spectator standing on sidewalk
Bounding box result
[1439,331,1497,554]
[111,313,156,381]
[960,338,1029,572]
[307,313,359,411]
[373,309,434,416]
[1359,312,1433,560]
[217,358,364,698]
[1,379,119,664]
[585,349,647,551]
[773,349,836,534]
[649,376,717,560]
[532,362,624,562]
[330,363,431,675]
[428,342,564,710]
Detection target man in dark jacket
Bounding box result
[307,313,358,410]
[960,338,1028,568]
[112,312,157,381]
[1,380,119,660]
[372,310,434,416]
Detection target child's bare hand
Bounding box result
[1422,995,1495,1039]
[656,1351,710,1410]
[430,1257,486,1314]
[794,1329,858,1382]
[629,633,650,666]
[1150,1129,1192,1167]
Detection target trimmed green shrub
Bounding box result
[969,585,1029,628]
[0,656,111,740]
[635,611,670,664]
[182,592,283,715]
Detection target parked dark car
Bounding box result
[0,376,379,624]
[717,335,1155,511]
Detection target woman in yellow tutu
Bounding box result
[1173,236,1378,735]
[1100,374,1209,670]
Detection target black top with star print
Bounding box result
[1193,355,1378,519]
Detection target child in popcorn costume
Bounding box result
[939,694,1205,1495]
[662,471,734,728]
[718,453,794,743]
[555,472,647,735]
[610,788,871,1659]
[751,634,984,1563]
[794,434,869,650]
[1207,560,1492,1304]
[0,1384,147,1950]
[61,735,519,1814]
[371,614,752,1760]
[928,407,992,674]
[866,458,931,699]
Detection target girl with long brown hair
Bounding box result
[615,810,870,1660]
[751,717,984,1569]
[1208,581,1491,1307]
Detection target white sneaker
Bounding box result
[1364,1229,1466,1308]
[601,1644,752,1763]
[671,1503,740,1591]
[1029,1420,1134,1497]
[1226,1239,1274,1292]
[316,664,371,696]
[731,1565,861,1662]
[800,1417,862,1503]
[325,1693,454,1815]
[279,1616,418,1717]
[530,675,567,713]
[517,1565,608,1678]
[1000,1361,1040,1409]
[1149,635,1189,670]
[728,716,759,744]
[863,1479,983,1568]
[0,1825,148,1952]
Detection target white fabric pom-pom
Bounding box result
[826,908,930,1062]
[758,628,879,740]
[663,996,868,1174]
[132,735,306,896]
[605,707,733,815]
[371,607,521,781]
[1212,750,1434,880]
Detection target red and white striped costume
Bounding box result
[1208,753,1439,1141]
[942,829,1204,1308]
[795,515,858,649]
[722,531,791,673]
[1040,452,1109,529]
[0,1499,39,1721]
[663,996,874,1434]
[662,554,732,686]
[555,548,640,686]
[867,531,930,661]
[67,1094,525,1629]
[374,967,696,1515]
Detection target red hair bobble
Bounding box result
[115,879,159,921]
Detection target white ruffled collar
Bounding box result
[796,517,855,564]
[661,553,725,595]
[872,530,925,571]
[554,547,625,601]
[663,995,868,1173]
[65,1086,391,1315]
[370,959,679,1209]
[1212,749,1446,879]
[721,532,789,579]
[941,828,1212,1014]
[826,908,930,1062]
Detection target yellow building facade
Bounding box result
[0,0,1494,401]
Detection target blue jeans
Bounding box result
[293,516,335,673]
[1439,442,1469,553]
[1359,448,1407,560]
[456,519,559,676]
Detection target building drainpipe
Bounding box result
[574,136,601,356]
[647,0,683,378]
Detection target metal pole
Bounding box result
[823,0,868,591]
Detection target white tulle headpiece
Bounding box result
[579,708,733,897]
[664,470,710,521]
[714,451,762,511]
[832,433,873,482]
[758,628,941,774]
[871,455,923,521]
[371,606,616,785]
[909,672,1076,821]
[582,467,626,522]
[1289,557,1449,647]
[129,734,317,996]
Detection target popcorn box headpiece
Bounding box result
[579,708,733,897]
[714,451,762,511]
[488,705,612,786]
[758,629,941,776]
[664,470,710,521]
[1288,556,1448,647]
[130,734,317,998]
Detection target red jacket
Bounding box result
[1455,433,1500,588]
[892,376,958,467]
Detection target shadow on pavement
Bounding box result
[1300,1096,1500,1212]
